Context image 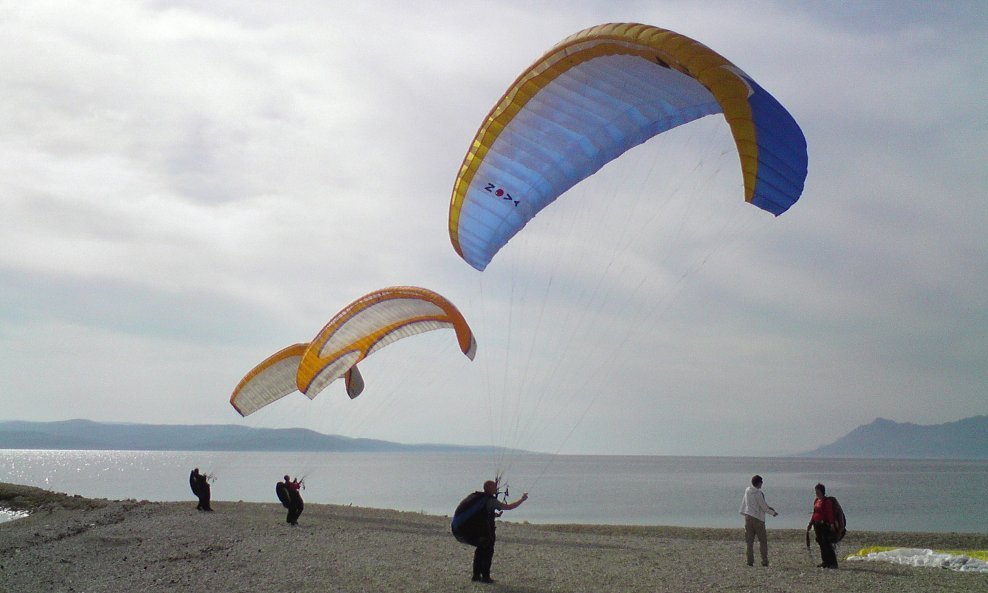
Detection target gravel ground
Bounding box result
[1,483,986,593]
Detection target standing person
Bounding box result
[459,479,528,584]
[189,468,212,511]
[738,474,778,567]
[807,483,838,569]
[281,475,304,525]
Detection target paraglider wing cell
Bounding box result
[297,350,362,401]
[229,343,309,417]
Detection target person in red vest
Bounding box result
[283,475,304,525]
[807,483,838,569]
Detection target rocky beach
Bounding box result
[1,483,985,593]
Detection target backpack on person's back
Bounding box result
[451,491,488,545]
[828,496,847,543]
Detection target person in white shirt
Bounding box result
[739,474,778,566]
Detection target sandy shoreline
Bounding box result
[1,483,985,593]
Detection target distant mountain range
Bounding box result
[2,417,986,458]
[0,419,505,453]
[802,416,988,459]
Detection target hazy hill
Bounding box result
[802,416,988,459]
[0,419,502,453]
[5,417,986,458]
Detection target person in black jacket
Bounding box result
[189,468,212,511]
[469,479,528,584]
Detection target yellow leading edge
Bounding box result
[449,23,807,271]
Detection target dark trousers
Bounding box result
[472,536,495,578]
[287,504,303,525]
[813,522,838,568]
[196,487,211,511]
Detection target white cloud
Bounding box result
[1,2,985,456]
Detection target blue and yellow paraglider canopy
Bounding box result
[449,23,808,271]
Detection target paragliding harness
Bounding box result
[451,492,491,546]
[830,496,847,543]
[275,481,291,509]
[806,496,847,547]
[190,472,202,498]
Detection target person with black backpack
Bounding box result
[189,468,212,512]
[276,475,304,525]
[451,479,528,583]
[806,483,841,569]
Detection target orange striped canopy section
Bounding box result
[230,343,308,417]
[295,286,477,399]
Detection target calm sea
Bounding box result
[1,450,985,533]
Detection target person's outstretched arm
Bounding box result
[501,493,529,510]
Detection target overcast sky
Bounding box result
[1,1,985,456]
